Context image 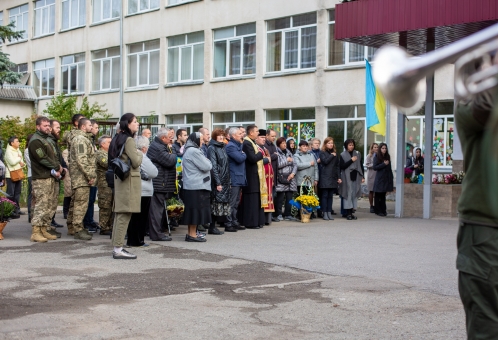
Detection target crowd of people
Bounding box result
[0,113,396,259]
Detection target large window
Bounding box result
[61,53,85,94]
[213,23,256,78]
[212,111,255,130]
[62,0,86,30]
[128,0,159,15]
[128,40,160,87]
[328,9,376,66]
[167,32,204,84]
[34,0,55,37]
[9,4,29,41]
[266,13,317,73]
[10,63,29,84]
[93,0,120,23]
[406,101,454,169]
[166,113,203,134]
[33,58,55,97]
[92,47,120,91]
[266,108,315,141]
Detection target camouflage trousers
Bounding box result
[31,178,56,228]
[67,186,90,234]
[97,186,113,231]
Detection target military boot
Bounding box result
[30,227,48,243]
[74,229,93,241]
[40,227,57,240]
[46,226,61,239]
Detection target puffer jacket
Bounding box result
[294,151,319,185]
[275,148,297,193]
[207,139,231,203]
[146,137,177,193]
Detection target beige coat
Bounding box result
[4,144,25,178]
[113,137,143,213]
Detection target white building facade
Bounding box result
[0,0,456,171]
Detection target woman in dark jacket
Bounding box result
[372,143,394,217]
[319,137,342,221]
[207,129,231,234]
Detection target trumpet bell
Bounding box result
[373,46,427,112]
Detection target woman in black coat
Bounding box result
[372,143,394,217]
[319,137,341,221]
[207,129,231,234]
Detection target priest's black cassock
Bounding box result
[239,137,265,228]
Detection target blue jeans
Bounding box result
[83,186,97,225]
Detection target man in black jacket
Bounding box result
[172,129,187,158]
[147,127,177,241]
[265,129,278,184]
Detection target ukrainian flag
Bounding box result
[365,60,386,136]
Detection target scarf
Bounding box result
[244,136,268,208]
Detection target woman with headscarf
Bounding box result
[339,139,364,220]
[207,128,230,235]
[286,137,297,155]
[182,132,212,242]
[108,113,143,259]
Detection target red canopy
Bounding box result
[335,0,498,55]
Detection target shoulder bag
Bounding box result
[110,142,130,182]
[7,163,25,182]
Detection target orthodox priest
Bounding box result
[255,129,275,225]
[240,125,271,229]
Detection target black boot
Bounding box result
[63,197,71,219]
[208,222,224,235]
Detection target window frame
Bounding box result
[128,0,159,15]
[92,0,120,24]
[168,0,200,6]
[127,40,160,88]
[212,24,256,79]
[61,0,86,31]
[327,9,376,67]
[33,58,55,98]
[166,113,204,135]
[265,108,316,142]
[9,4,29,41]
[211,111,256,131]
[167,32,204,84]
[92,47,121,92]
[34,0,55,37]
[266,13,317,74]
[61,53,86,95]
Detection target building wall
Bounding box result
[1,0,456,170]
[0,100,34,121]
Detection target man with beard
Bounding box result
[28,117,62,242]
[240,125,270,229]
[95,135,113,236]
[67,118,96,241]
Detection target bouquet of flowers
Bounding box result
[404,167,413,179]
[432,171,465,185]
[0,196,16,222]
[166,196,184,218]
[294,195,320,211]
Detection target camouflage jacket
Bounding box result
[95,149,108,188]
[61,128,78,154]
[69,130,96,189]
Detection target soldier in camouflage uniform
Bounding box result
[95,135,113,235]
[66,118,96,241]
[27,117,61,243]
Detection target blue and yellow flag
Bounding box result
[365,60,386,136]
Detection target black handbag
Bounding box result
[277,172,291,184]
[110,143,130,181]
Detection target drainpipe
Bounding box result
[34,99,38,115]
[119,0,124,117]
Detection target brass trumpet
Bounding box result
[372,23,498,110]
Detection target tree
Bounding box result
[0,22,24,87]
[43,93,111,138]
[0,115,37,150]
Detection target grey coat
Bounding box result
[182,140,212,191]
[140,153,158,197]
[338,150,364,201]
[294,151,319,185]
[275,148,297,193]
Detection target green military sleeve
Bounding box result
[28,139,58,170]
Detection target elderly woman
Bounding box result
[207,128,230,235]
[108,113,143,259]
[5,136,25,218]
[365,143,379,213]
[182,132,212,242]
[339,139,364,220]
[126,136,158,247]
[275,137,298,221]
